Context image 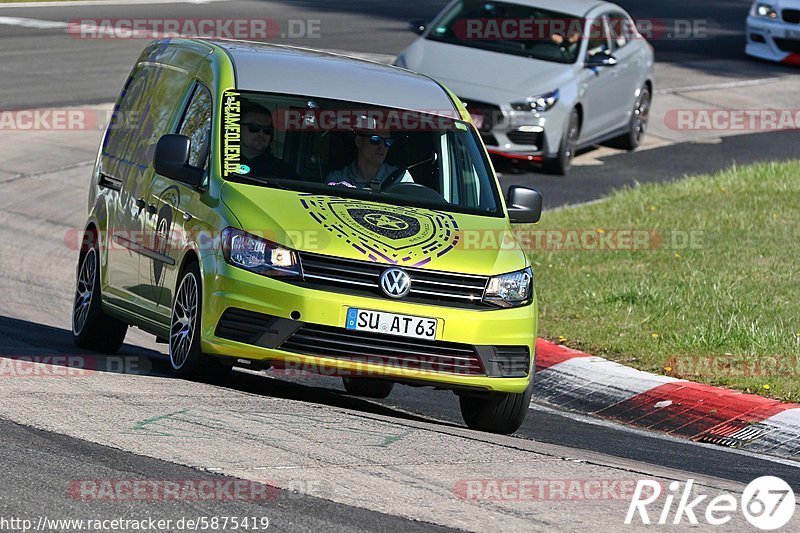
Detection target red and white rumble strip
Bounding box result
[533,339,800,460]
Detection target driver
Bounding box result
[326,115,412,188]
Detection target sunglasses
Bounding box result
[243,123,274,135]
[356,133,394,148]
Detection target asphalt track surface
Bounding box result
[1,0,799,530]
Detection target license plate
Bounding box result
[788,29,800,40]
[346,308,438,340]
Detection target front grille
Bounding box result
[459,97,503,132]
[279,323,485,375]
[506,129,544,148]
[480,133,499,146]
[296,252,491,308]
[775,38,800,53]
[783,9,800,23]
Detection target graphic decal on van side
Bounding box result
[300,195,459,267]
[149,185,180,305]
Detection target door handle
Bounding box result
[146,204,157,216]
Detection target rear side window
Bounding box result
[586,18,610,58]
[607,12,634,50]
[104,64,189,167]
[178,83,213,170]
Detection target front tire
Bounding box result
[608,85,651,150]
[72,235,127,353]
[342,377,395,399]
[543,108,580,175]
[169,261,231,382]
[459,384,533,434]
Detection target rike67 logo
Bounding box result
[626,476,795,530]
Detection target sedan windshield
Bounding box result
[425,0,585,64]
[219,90,504,217]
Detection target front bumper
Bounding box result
[200,256,537,394]
[460,97,565,160]
[746,16,800,64]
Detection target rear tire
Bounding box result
[169,261,231,383]
[342,377,395,399]
[72,233,127,353]
[543,108,580,175]
[608,85,651,150]
[459,384,533,434]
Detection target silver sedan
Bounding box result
[395,0,655,174]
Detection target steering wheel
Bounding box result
[371,166,408,192]
[383,182,446,203]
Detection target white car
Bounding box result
[395,0,654,175]
[746,0,800,64]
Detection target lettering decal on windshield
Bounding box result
[300,195,459,266]
[222,89,241,177]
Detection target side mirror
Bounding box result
[408,19,427,35]
[585,50,618,68]
[506,186,542,224]
[153,134,203,188]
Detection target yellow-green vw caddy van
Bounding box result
[72,39,543,433]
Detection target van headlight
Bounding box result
[221,227,301,277]
[511,89,560,112]
[753,2,778,19]
[483,267,533,307]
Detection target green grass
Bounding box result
[527,160,800,402]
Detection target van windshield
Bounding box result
[219,90,504,217]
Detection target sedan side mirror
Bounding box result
[507,186,542,224]
[408,19,427,35]
[153,134,204,188]
[585,50,618,68]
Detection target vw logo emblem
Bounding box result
[379,268,411,298]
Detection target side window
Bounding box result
[586,18,610,58]
[104,64,188,167]
[607,12,632,50]
[178,83,212,170]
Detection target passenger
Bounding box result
[239,101,295,179]
[550,31,581,60]
[326,116,412,188]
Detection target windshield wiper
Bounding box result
[226,173,292,190]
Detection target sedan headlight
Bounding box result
[483,267,533,308]
[221,227,301,277]
[753,2,778,19]
[511,89,560,112]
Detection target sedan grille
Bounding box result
[295,252,491,308]
[459,98,503,132]
[783,9,800,23]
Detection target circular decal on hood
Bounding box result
[299,195,459,267]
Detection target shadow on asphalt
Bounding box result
[0,315,442,427]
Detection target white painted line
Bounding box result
[656,76,791,95]
[0,15,64,28]
[0,0,227,8]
